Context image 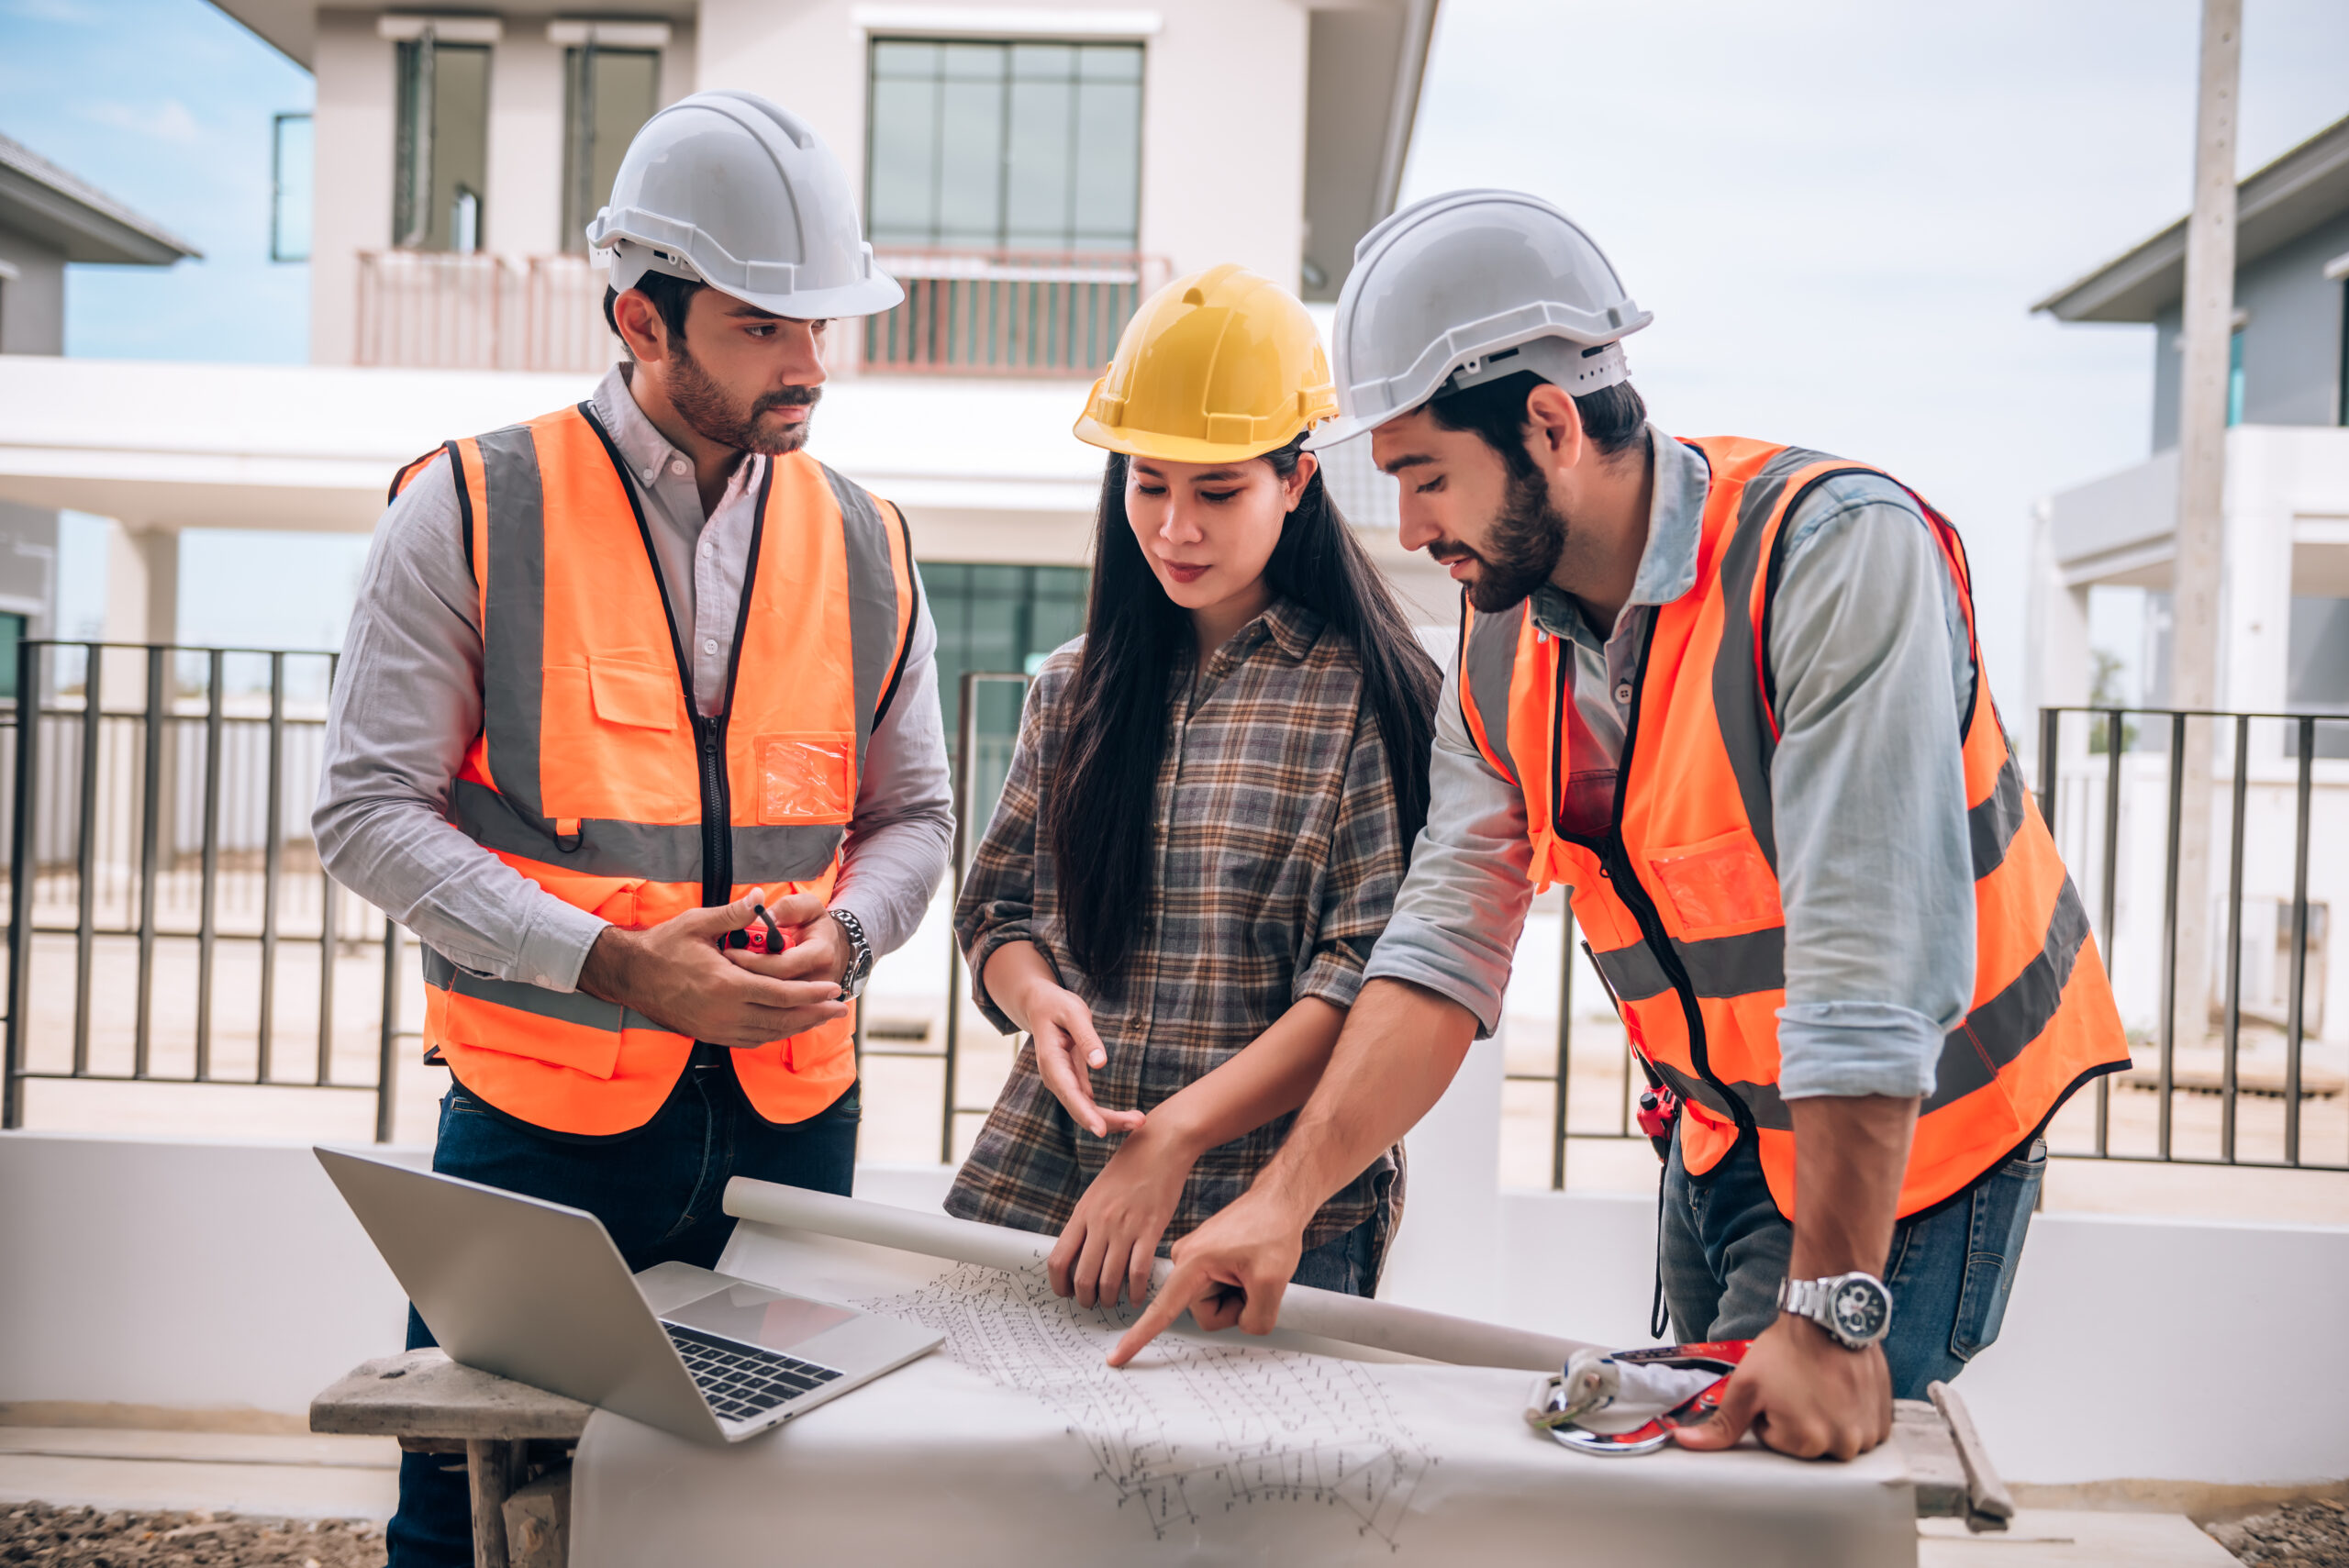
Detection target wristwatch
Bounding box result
[1776,1271,1894,1351]
[828,907,874,1000]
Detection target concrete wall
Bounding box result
[0,228,64,357]
[696,0,1307,288]
[2151,209,2349,451]
[5,1123,2347,1488]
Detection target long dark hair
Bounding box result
[1046,439,1442,980]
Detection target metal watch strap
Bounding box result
[1776,1272,1888,1351]
[828,907,874,999]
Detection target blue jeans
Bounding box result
[385,1060,862,1568]
[1657,1128,2045,1400]
[1290,1214,1379,1296]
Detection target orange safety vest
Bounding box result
[389,403,917,1137]
[1458,437,2127,1218]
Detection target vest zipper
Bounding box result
[1554,613,1754,1140]
[696,715,732,908]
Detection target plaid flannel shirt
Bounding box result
[945,597,1407,1259]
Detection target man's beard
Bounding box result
[666,340,820,455]
[1451,465,1568,613]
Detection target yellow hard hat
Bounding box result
[1074,264,1338,464]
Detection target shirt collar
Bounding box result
[1258,596,1324,662]
[591,362,762,503]
[1529,422,1705,637]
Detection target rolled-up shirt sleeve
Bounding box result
[1360,652,1537,1038]
[313,458,609,992]
[1768,476,1976,1100]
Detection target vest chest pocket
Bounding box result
[588,660,682,730]
[756,732,856,824]
[1646,828,1784,939]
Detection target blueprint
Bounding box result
[569,1206,1921,1567]
[853,1259,1435,1544]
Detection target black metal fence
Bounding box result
[6,650,2341,1183]
[1,641,407,1138]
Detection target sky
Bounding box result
[4,0,2349,675]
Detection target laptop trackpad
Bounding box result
[663,1284,857,1354]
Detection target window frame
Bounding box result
[560,42,663,256]
[863,35,1145,255]
[393,32,493,253]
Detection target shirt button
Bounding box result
[1613,682,1634,706]
[701,539,715,556]
[533,973,550,987]
[702,639,718,655]
[671,459,690,476]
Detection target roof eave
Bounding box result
[0,162,202,267]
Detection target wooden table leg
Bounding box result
[466,1437,528,1568]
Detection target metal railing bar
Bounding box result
[2286,717,2313,1167]
[10,1070,377,1092]
[2096,708,2121,1157]
[317,651,340,1086]
[2035,707,2059,825]
[258,653,285,1082]
[4,639,40,1129]
[2043,703,2346,721]
[941,673,977,1165]
[134,646,163,1077]
[71,649,102,1075]
[375,918,401,1140]
[194,650,225,1081]
[2220,714,2248,1163]
[2156,712,2185,1161]
[1552,906,1572,1191]
[13,638,346,662]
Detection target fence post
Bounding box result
[940,673,981,1164]
[2285,717,2313,1166]
[71,644,102,1076]
[4,639,39,1129]
[1552,906,1572,1191]
[134,645,164,1078]
[377,917,402,1143]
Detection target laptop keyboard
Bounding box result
[665,1323,844,1424]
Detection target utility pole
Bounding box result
[2169,0,2242,1053]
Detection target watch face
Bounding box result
[1830,1278,1891,1344]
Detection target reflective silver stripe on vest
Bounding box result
[476,425,549,823]
[818,461,905,784]
[1592,928,1787,1003]
[1967,753,2028,881]
[1924,878,2092,1114]
[1461,599,1526,786]
[420,943,665,1032]
[450,778,844,884]
[1707,444,1840,875]
[1651,1057,1794,1134]
[454,428,901,894]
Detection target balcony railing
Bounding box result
[863,249,1170,377]
[355,250,616,373]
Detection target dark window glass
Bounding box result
[394,39,491,252]
[562,48,662,254]
[865,39,1142,252]
[923,563,1090,832]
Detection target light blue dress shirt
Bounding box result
[1364,426,1977,1100]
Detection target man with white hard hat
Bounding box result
[1114,189,2129,1460]
[315,91,950,1562]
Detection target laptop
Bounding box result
[317,1147,942,1444]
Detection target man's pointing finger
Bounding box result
[1107,1261,1201,1368]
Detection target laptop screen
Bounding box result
[662,1285,856,1354]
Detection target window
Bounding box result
[562,46,662,254]
[394,36,491,251]
[923,563,1089,828]
[867,39,1142,252]
[271,112,312,262]
[2227,327,2244,428]
[2288,596,2349,760]
[0,611,23,701]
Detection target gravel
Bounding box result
[2207,1498,2349,1567]
[0,1503,383,1567]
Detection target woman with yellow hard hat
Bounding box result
[944,265,1441,1308]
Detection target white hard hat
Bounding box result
[586,90,903,319]
[1306,189,1652,449]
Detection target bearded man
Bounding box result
[1112,191,2127,1465]
[314,93,949,1566]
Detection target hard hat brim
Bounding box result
[1073,410,1312,466]
[698,272,906,321]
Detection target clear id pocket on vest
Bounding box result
[1646,829,1784,938]
[756,732,856,824]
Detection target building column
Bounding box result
[2023,500,2091,726]
[102,523,179,647]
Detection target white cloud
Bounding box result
[82,97,202,143]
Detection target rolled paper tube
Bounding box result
[722,1177,1598,1373]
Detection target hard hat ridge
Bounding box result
[1307,188,1652,449]
[587,89,903,320]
